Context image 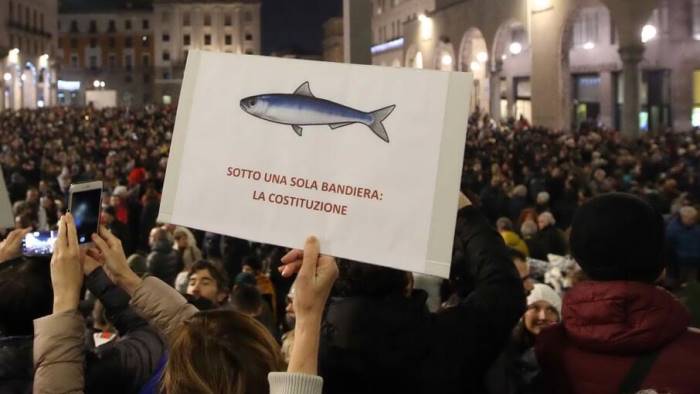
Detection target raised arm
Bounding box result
[89,226,198,339]
[33,214,85,394]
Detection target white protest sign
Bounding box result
[159,51,471,278]
[0,169,14,229]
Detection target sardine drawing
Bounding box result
[240,82,396,143]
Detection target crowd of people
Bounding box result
[0,105,699,393]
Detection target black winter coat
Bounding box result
[146,239,182,287]
[318,207,526,394]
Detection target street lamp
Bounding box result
[419,14,433,40]
[641,24,657,43]
[8,48,20,64]
[39,54,49,69]
[100,81,106,88]
[476,51,488,63]
[441,54,453,66]
[509,42,523,55]
[583,42,595,50]
[3,73,11,82]
[93,80,100,89]
[470,61,481,72]
[531,0,553,12]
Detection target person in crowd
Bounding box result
[0,225,164,394]
[146,227,182,287]
[532,212,568,259]
[485,283,561,394]
[508,185,530,222]
[666,206,700,285]
[109,186,129,225]
[186,260,230,307]
[497,217,530,257]
[314,194,525,394]
[173,227,203,293]
[231,283,278,337]
[243,255,277,320]
[102,205,132,256]
[281,286,297,363]
[34,215,336,393]
[536,193,700,393]
[509,248,535,295]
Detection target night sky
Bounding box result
[261,0,343,55]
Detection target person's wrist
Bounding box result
[116,270,142,296]
[53,291,80,313]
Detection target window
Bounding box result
[89,20,97,33]
[70,38,78,49]
[90,38,97,48]
[183,34,191,45]
[183,12,190,26]
[58,37,63,47]
[108,54,116,68]
[142,54,150,67]
[70,20,79,32]
[125,37,133,48]
[224,14,232,26]
[162,71,170,80]
[204,34,211,46]
[143,74,150,83]
[245,33,253,41]
[244,11,253,22]
[125,54,133,70]
[108,37,116,48]
[125,74,133,83]
[89,55,97,70]
[70,54,78,67]
[573,9,599,46]
[162,51,170,61]
[204,13,211,26]
[225,34,232,45]
[108,19,116,32]
[162,33,170,42]
[125,19,132,30]
[142,19,149,29]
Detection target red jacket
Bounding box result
[536,281,700,394]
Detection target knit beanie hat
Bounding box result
[570,193,664,283]
[527,284,562,316]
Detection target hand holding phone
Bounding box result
[68,181,103,245]
[1,228,32,262]
[21,230,58,257]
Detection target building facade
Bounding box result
[370,0,435,67]
[372,0,700,135]
[152,0,261,105]
[58,1,154,106]
[323,17,344,62]
[0,0,59,110]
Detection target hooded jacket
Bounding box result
[536,281,700,394]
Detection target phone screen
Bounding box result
[70,188,101,244]
[22,231,59,256]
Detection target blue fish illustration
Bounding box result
[240,82,396,143]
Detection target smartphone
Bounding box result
[22,231,59,256]
[68,181,103,244]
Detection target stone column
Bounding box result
[343,0,372,65]
[489,59,503,122]
[618,44,645,139]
